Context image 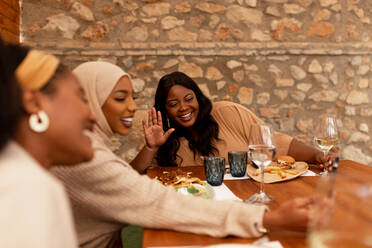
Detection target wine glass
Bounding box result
[245,124,276,204]
[308,174,372,247]
[313,115,339,175]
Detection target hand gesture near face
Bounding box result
[142,108,174,150]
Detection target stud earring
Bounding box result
[29,111,49,133]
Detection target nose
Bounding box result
[88,109,97,125]
[128,97,138,113]
[178,101,187,112]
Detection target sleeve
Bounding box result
[212,102,292,155]
[55,146,268,238]
[0,177,77,248]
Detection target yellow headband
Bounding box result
[15,50,60,90]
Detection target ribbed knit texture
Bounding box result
[52,131,267,248]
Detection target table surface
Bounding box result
[143,160,372,248]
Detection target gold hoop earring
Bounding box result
[29,111,49,133]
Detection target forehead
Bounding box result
[112,75,133,92]
[167,85,194,98]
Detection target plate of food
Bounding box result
[155,171,214,199]
[246,155,308,183]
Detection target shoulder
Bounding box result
[211,101,257,119]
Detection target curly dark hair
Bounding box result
[0,38,68,151]
[154,71,220,166]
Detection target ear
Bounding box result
[21,89,43,115]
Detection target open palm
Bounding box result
[142,108,174,149]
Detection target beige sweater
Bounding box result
[52,131,267,248]
[0,142,78,248]
[176,101,293,166]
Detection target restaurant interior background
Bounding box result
[2,0,372,166]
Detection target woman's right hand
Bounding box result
[263,197,314,232]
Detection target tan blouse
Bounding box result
[52,131,268,248]
[176,101,293,166]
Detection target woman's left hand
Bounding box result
[142,108,175,150]
[314,150,338,172]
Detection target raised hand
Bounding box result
[142,107,175,150]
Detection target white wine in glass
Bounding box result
[314,115,339,175]
[246,124,276,204]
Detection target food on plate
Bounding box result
[155,170,206,196]
[275,155,296,169]
[253,159,299,179]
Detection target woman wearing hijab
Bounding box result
[0,40,95,247]
[150,71,334,169]
[52,61,313,248]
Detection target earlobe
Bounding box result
[21,89,42,114]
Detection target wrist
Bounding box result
[262,211,280,232]
[145,144,159,152]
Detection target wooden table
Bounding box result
[144,160,372,248]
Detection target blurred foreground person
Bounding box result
[0,39,95,247]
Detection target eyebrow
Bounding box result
[167,93,193,102]
[114,89,129,94]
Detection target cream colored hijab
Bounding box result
[73,61,130,143]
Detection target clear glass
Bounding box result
[245,124,276,204]
[308,174,372,248]
[313,114,339,175]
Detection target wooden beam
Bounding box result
[0,0,19,23]
[0,28,18,44]
[0,0,19,12]
[0,12,19,35]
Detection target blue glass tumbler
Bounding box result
[228,151,248,177]
[204,157,225,186]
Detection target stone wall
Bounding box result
[21,0,372,165]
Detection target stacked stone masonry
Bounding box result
[21,0,372,165]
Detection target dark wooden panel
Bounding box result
[0,0,19,12]
[0,0,19,44]
[0,13,19,34]
[0,0,19,22]
[0,28,18,44]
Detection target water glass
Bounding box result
[228,151,248,177]
[204,157,225,186]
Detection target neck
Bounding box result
[14,120,52,169]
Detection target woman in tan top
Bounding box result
[149,71,334,170]
[53,61,313,248]
[0,41,95,247]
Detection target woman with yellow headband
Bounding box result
[0,39,96,247]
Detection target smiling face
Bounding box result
[102,75,137,136]
[43,72,96,165]
[165,85,199,128]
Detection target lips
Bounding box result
[178,112,193,122]
[120,117,133,128]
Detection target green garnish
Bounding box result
[187,187,199,194]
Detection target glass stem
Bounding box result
[323,150,328,173]
[260,166,265,194]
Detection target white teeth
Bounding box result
[83,130,92,137]
[180,112,192,118]
[121,118,133,122]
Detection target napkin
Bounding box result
[147,237,283,248]
[301,170,318,176]
[212,183,242,201]
[224,173,250,180]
